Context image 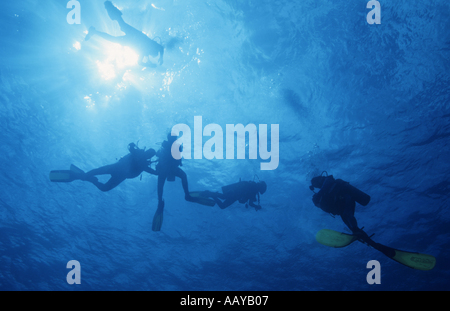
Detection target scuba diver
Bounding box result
[49,143,157,192]
[199,179,267,211]
[310,172,398,257]
[152,133,215,231]
[310,171,437,271]
[85,1,164,67]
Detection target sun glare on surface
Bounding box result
[96,42,139,80]
[73,41,81,50]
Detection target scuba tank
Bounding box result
[345,182,371,206]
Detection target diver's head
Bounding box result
[258,181,267,194]
[310,176,327,190]
[128,142,138,152]
[145,148,156,159]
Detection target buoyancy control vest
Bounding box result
[311,175,371,215]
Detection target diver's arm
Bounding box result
[144,167,157,175]
[248,198,261,210]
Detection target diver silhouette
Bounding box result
[151,133,214,231]
[200,179,267,211]
[49,143,157,192]
[310,172,437,271]
[85,1,164,67]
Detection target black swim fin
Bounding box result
[49,170,74,182]
[49,164,85,182]
[316,229,436,271]
[152,200,164,231]
[189,192,216,207]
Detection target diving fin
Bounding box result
[70,164,85,174]
[316,229,436,270]
[152,201,164,231]
[104,1,123,21]
[389,247,436,271]
[49,164,85,182]
[316,229,358,248]
[189,192,216,207]
[371,242,436,271]
[49,170,75,182]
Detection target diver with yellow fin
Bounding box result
[315,229,436,271]
[310,171,436,270]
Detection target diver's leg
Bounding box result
[116,18,138,35]
[85,164,126,192]
[157,174,166,202]
[340,196,359,233]
[93,30,127,45]
[175,168,196,202]
[213,197,235,209]
[341,210,375,246]
[153,174,165,230]
[175,168,209,204]
[340,197,393,255]
[85,164,115,177]
[341,195,378,248]
[90,175,125,192]
[212,197,225,208]
[202,191,225,199]
[178,168,189,195]
[200,190,230,208]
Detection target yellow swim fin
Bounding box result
[391,248,436,271]
[316,229,436,270]
[316,229,358,248]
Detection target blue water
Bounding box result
[1,0,449,291]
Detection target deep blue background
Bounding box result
[0,0,449,290]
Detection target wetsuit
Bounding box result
[207,181,262,210]
[85,147,156,192]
